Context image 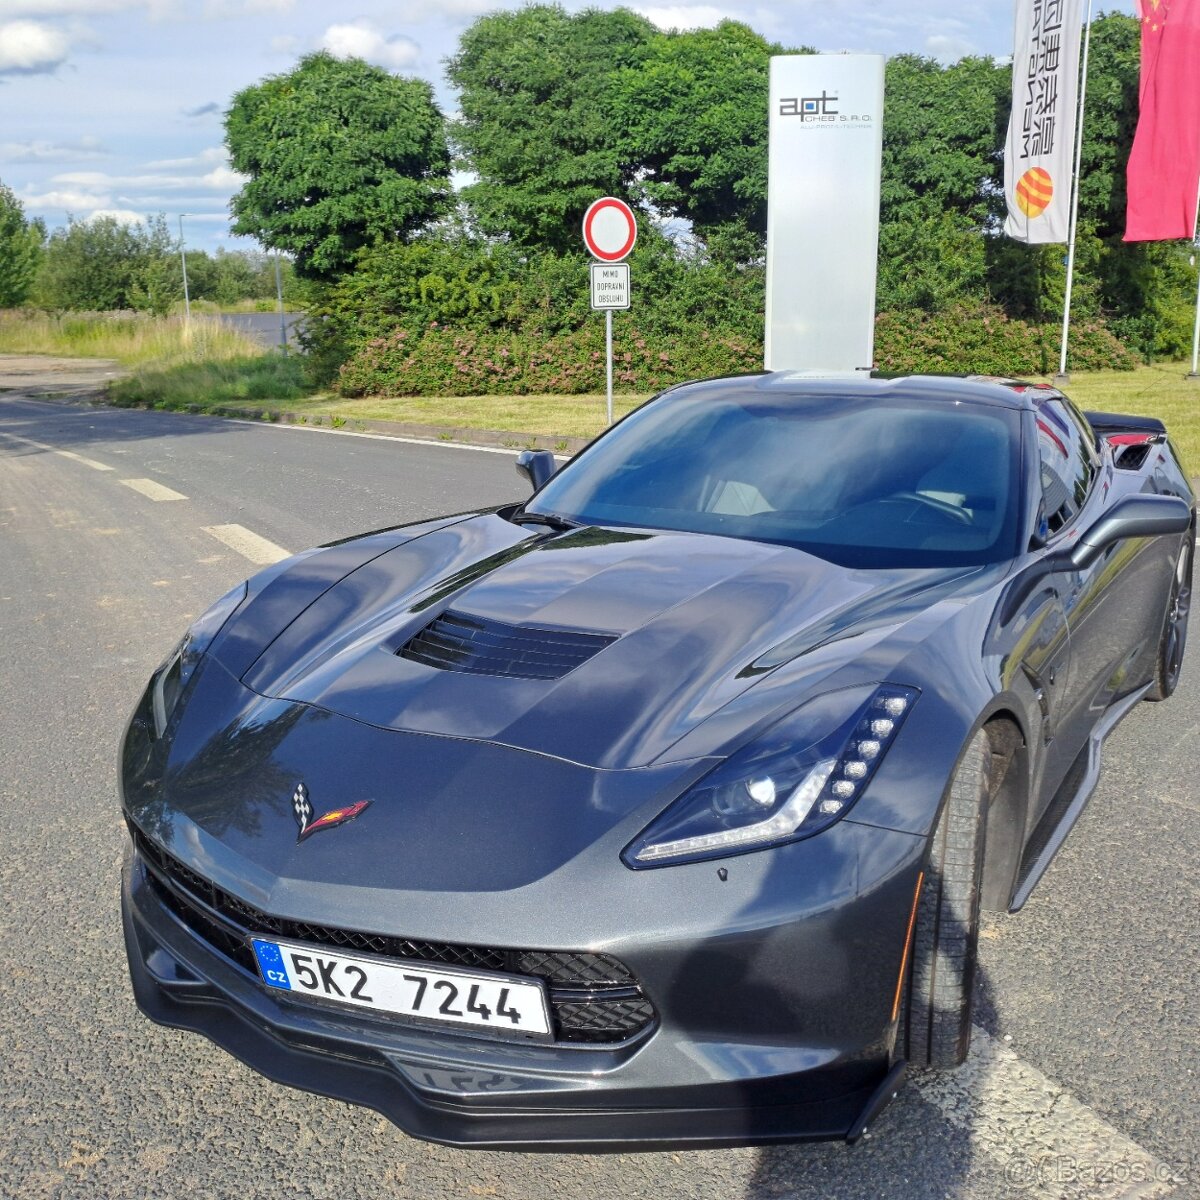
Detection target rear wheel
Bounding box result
[902,730,989,1070]
[1145,536,1192,702]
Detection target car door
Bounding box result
[1036,399,1165,773]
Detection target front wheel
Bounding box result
[902,729,989,1070]
[1146,536,1193,702]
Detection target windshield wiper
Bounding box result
[510,510,580,532]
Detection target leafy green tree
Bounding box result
[448,5,656,253]
[876,54,1009,312]
[32,214,176,311]
[613,22,801,242]
[0,181,44,307]
[225,52,450,280]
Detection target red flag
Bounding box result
[1125,0,1200,242]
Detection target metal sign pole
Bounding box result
[1056,0,1095,382]
[606,308,614,425]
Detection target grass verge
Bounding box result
[108,354,313,408]
[214,364,1200,459]
[214,390,651,439]
[0,309,265,366]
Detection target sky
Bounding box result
[0,0,1134,250]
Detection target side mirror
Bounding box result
[515,449,557,493]
[1069,494,1192,569]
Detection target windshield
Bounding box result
[527,385,1023,569]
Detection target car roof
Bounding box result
[672,371,1063,411]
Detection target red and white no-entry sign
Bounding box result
[582,197,638,262]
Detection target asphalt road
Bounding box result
[218,311,305,350]
[1,389,1196,1200]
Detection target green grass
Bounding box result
[0,309,264,367]
[108,354,313,410]
[224,391,652,439]
[1036,362,1200,470]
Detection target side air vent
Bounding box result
[398,610,617,680]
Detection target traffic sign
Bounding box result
[582,197,638,262]
[590,263,630,310]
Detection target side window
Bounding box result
[1035,400,1096,536]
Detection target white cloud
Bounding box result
[319,20,420,70]
[85,207,145,224]
[52,166,245,191]
[144,145,226,170]
[200,164,246,189]
[926,33,978,62]
[0,135,108,162]
[0,19,71,73]
[22,186,112,210]
[634,5,731,31]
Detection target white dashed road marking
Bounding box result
[203,523,290,565]
[119,477,188,502]
[916,1026,1178,1198]
[0,432,113,471]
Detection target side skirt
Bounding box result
[1009,683,1151,912]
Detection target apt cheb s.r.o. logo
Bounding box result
[778,90,872,126]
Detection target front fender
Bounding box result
[845,681,1035,840]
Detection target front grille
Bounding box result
[133,826,654,1045]
[398,610,616,680]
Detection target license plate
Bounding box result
[250,938,552,1037]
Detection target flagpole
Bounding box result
[1189,173,1200,380]
[1055,0,1095,383]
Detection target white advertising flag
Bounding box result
[765,54,885,372]
[1003,0,1086,244]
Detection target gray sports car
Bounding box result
[120,373,1193,1149]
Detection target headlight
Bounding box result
[623,684,918,867]
[151,581,247,736]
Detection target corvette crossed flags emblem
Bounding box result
[291,782,371,843]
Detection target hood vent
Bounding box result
[399,610,617,680]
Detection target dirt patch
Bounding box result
[0,355,123,393]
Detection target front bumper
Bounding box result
[122,816,924,1152]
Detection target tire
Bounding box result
[1145,535,1193,702]
[902,729,989,1070]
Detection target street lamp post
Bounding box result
[274,250,287,355]
[178,214,191,321]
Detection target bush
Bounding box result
[874,304,1138,375]
[335,301,1138,397]
[336,321,763,397]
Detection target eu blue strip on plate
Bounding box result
[252,939,291,990]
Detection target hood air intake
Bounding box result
[399,610,617,680]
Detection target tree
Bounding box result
[612,22,801,243]
[225,52,450,280]
[0,181,44,307]
[448,5,656,253]
[32,214,176,311]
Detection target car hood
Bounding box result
[219,513,981,770]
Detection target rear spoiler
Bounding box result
[1084,410,1167,438]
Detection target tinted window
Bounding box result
[1036,399,1096,535]
[529,386,1023,568]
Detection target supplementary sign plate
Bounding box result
[590,262,631,310]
